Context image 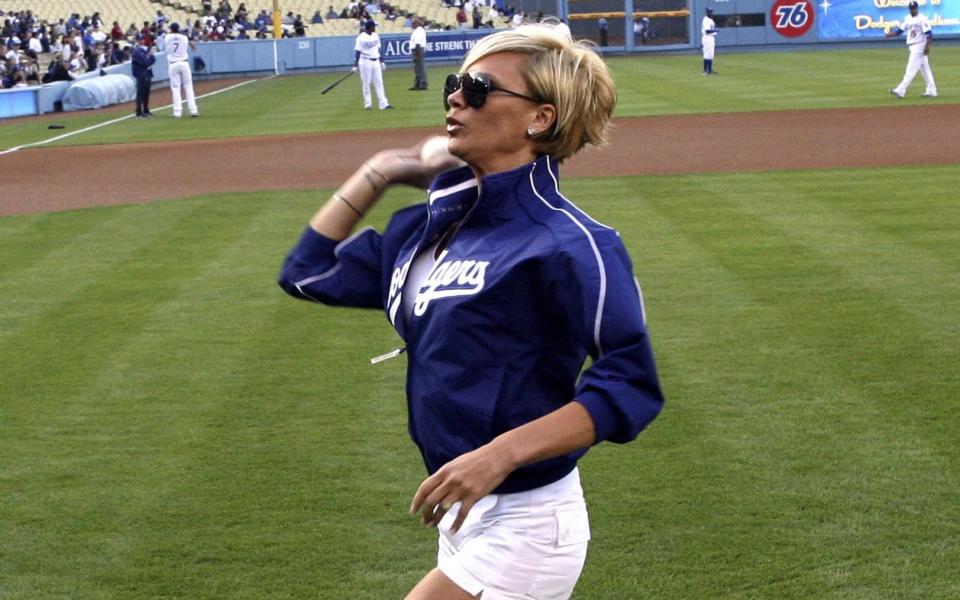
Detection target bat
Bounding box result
[321,70,355,95]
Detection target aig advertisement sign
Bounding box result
[819,0,960,39]
[379,30,494,63]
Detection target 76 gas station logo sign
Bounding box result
[771,0,815,37]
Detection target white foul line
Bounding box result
[0,76,271,156]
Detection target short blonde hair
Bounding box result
[461,23,616,162]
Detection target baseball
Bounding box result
[419,135,455,168]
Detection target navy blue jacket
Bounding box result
[131,45,155,79]
[279,157,664,493]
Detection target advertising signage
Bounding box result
[819,0,960,40]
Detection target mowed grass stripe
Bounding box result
[2,167,959,598]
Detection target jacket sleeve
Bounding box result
[549,229,665,444]
[277,226,384,309]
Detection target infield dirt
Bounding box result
[2,103,958,216]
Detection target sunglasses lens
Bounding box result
[443,73,460,110]
[441,73,489,110]
[463,73,488,109]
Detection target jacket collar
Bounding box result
[426,155,560,224]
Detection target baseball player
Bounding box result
[164,22,199,117]
[886,1,937,98]
[353,19,393,110]
[701,7,718,75]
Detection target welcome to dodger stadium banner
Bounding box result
[819,0,960,39]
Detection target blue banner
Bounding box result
[819,0,960,40]
[380,29,496,63]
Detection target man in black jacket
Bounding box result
[131,34,155,118]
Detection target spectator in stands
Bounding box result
[140,22,153,48]
[155,11,167,27]
[54,19,67,37]
[236,25,249,39]
[510,11,524,27]
[4,39,20,60]
[90,24,107,44]
[91,12,104,28]
[41,54,69,82]
[202,0,213,15]
[24,30,41,53]
[126,23,138,40]
[59,33,73,60]
[1,58,15,89]
[218,0,233,20]
[110,21,124,41]
[236,4,249,25]
[83,43,97,70]
[107,40,125,64]
[254,10,269,29]
[80,27,95,50]
[312,10,325,24]
[472,5,482,28]
[67,49,85,78]
[484,5,499,27]
[456,6,467,29]
[294,14,306,36]
[326,6,339,20]
[598,17,608,46]
[364,1,380,15]
[21,49,40,84]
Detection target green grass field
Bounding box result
[2,46,959,151]
[3,168,959,598]
[2,46,960,598]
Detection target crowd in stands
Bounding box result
[2,10,138,88]
[1,0,541,89]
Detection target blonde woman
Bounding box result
[279,24,665,600]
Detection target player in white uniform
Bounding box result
[164,22,199,117]
[701,7,718,75]
[886,1,937,98]
[353,20,392,110]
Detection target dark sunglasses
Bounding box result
[443,71,541,110]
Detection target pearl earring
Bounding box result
[527,127,536,136]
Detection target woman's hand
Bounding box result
[409,441,517,533]
[366,136,464,189]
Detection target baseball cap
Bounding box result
[364,19,376,29]
[169,22,180,32]
[908,1,918,7]
[705,7,713,14]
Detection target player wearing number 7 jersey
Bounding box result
[886,1,937,98]
[164,22,199,117]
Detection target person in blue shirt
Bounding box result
[279,23,664,600]
[131,34,155,118]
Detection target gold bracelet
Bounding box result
[334,192,363,217]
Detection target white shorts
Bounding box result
[437,468,590,600]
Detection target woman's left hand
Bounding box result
[409,442,516,533]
